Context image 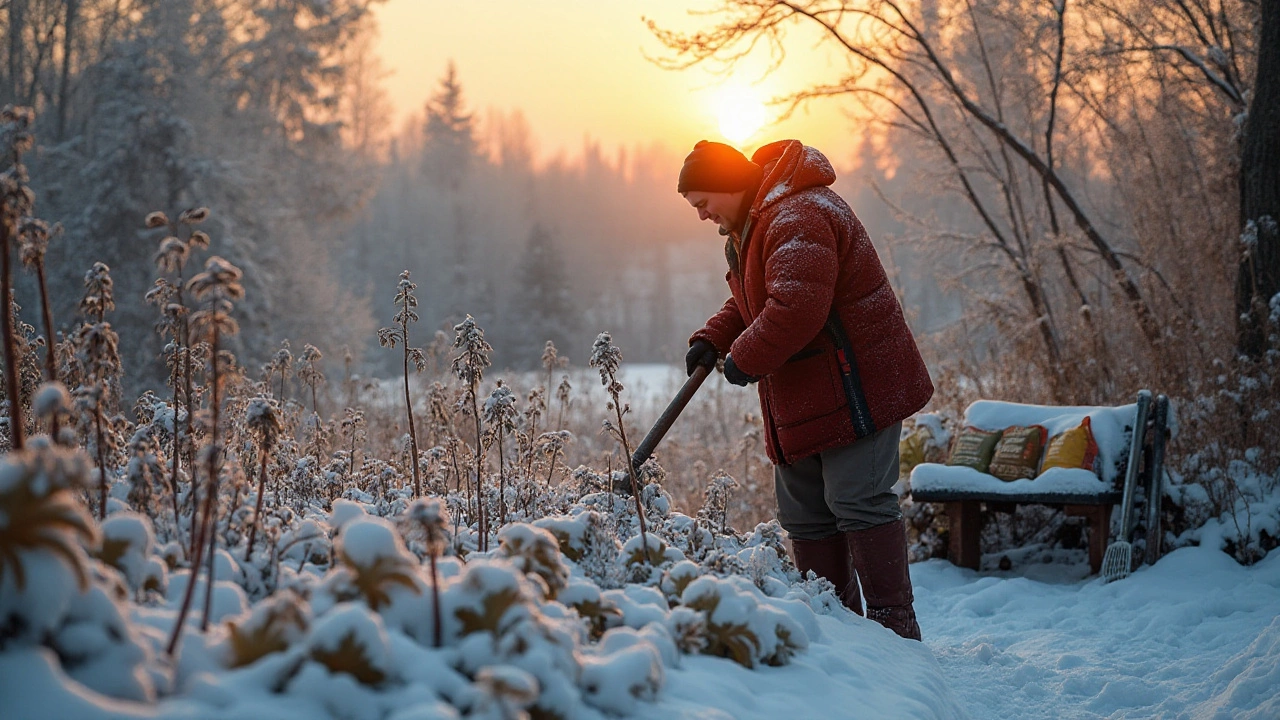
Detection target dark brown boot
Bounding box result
[845,518,922,641]
[790,533,863,616]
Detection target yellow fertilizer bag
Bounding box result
[988,425,1047,481]
[1039,417,1100,475]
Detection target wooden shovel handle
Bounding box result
[631,364,712,472]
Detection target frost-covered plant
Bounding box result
[483,380,517,526]
[305,602,396,687]
[700,471,739,536]
[262,339,293,400]
[555,373,572,432]
[495,523,570,600]
[679,574,807,668]
[452,315,492,549]
[72,263,123,521]
[17,217,60,389]
[149,208,210,548]
[471,665,540,720]
[0,441,97,596]
[339,407,366,484]
[167,256,244,651]
[297,343,325,417]
[404,497,450,647]
[123,420,168,526]
[0,106,37,451]
[327,516,421,611]
[245,397,284,561]
[96,512,157,595]
[534,429,573,488]
[590,332,651,563]
[226,590,310,669]
[541,339,567,397]
[378,270,428,496]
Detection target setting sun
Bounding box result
[715,86,768,145]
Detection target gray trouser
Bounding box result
[774,422,903,540]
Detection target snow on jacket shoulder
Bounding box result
[691,140,934,464]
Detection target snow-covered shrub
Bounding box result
[96,511,155,594]
[493,523,569,600]
[469,665,539,720]
[534,509,622,587]
[320,516,420,612]
[305,602,397,687]
[679,574,808,668]
[579,627,665,715]
[225,590,310,668]
[0,441,98,641]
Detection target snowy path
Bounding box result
[914,546,1280,720]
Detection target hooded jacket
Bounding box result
[690,140,934,464]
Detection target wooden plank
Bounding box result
[946,501,982,570]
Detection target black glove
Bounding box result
[723,354,758,386]
[685,339,718,377]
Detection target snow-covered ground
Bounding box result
[916,544,1280,720]
[6,541,1276,719]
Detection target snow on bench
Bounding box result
[910,400,1144,574]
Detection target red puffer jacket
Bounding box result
[690,140,934,464]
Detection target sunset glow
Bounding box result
[715,86,768,145]
[370,1,859,164]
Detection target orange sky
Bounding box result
[371,0,864,167]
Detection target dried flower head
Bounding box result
[79,262,115,320]
[154,237,189,274]
[178,207,210,225]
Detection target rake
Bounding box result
[1102,390,1152,582]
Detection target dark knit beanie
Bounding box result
[677,140,762,194]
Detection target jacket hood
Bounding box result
[750,140,837,212]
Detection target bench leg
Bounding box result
[1065,504,1111,575]
[946,501,981,570]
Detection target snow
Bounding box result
[5,546,1280,718]
[915,545,1280,720]
[338,515,412,568]
[911,464,1112,496]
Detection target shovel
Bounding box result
[1102,389,1152,582]
[631,364,712,473]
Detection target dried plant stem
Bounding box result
[470,385,486,551]
[429,554,442,648]
[94,404,106,520]
[245,447,269,562]
[545,447,559,486]
[497,424,506,527]
[167,359,184,548]
[1,221,24,451]
[199,328,222,631]
[611,393,649,564]
[181,320,197,561]
[33,260,59,438]
[402,315,422,496]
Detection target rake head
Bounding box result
[1101,540,1133,583]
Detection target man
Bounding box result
[679,140,933,640]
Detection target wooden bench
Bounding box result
[909,398,1148,575]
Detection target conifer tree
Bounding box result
[421,61,476,191]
